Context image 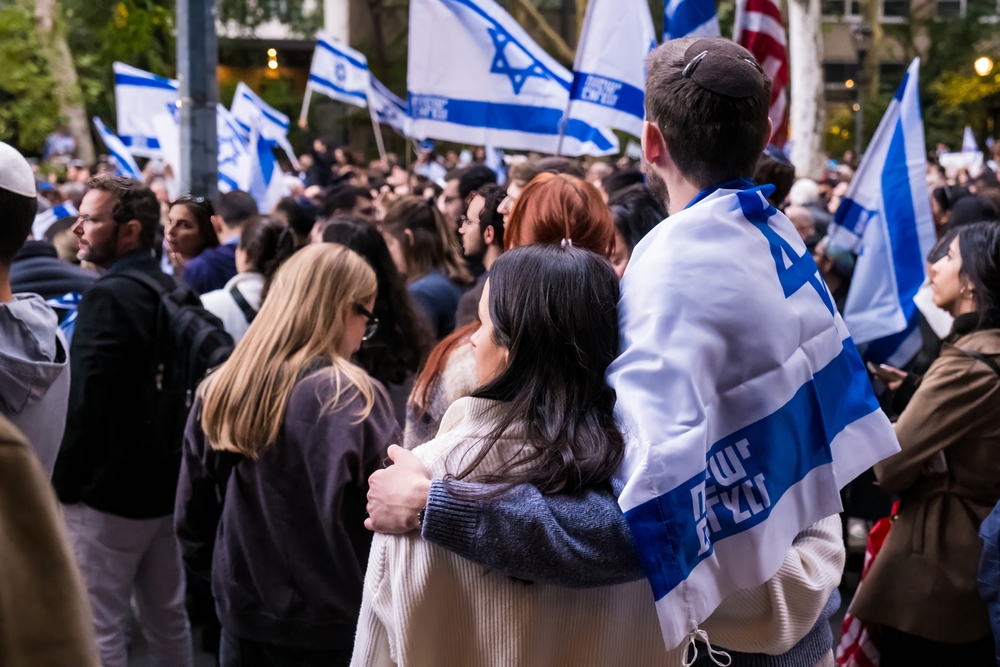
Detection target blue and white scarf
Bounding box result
[609,180,899,649]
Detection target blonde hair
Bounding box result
[200,243,379,457]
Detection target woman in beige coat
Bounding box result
[850,222,1000,666]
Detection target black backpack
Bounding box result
[121,270,234,457]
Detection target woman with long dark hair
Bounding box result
[353,245,668,665]
[849,221,1000,666]
[165,196,219,281]
[380,196,472,339]
[323,217,433,427]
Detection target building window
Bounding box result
[882,0,910,18]
[824,62,861,84]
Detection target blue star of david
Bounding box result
[737,189,836,316]
[335,62,347,82]
[488,28,550,95]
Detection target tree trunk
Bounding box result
[788,0,825,179]
[34,0,94,164]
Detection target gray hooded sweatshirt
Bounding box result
[0,294,69,475]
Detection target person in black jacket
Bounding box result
[10,239,98,300]
[53,174,194,667]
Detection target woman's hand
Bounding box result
[365,445,432,534]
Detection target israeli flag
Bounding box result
[248,120,289,214]
[567,0,656,139]
[369,74,412,137]
[408,0,618,156]
[663,0,720,40]
[305,33,370,108]
[830,59,935,366]
[217,104,253,194]
[112,62,179,157]
[610,180,898,650]
[963,126,979,153]
[92,117,142,180]
[32,201,78,240]
[230,83,300,170]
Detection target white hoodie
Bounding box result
[0,294,70,475]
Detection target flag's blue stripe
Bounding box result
[570,72,645,120]
[833,198,867,235]
[218,171,240,191]
[407,94,614,151]
[52,204,74,218]
[881,119,923,321]
[120,135,162,151]
[316,39,368,70]
[893,72,909,102]
[864,312,921,366]
[114,73,178,92]
[238,93,290,131]
[255,135,276,184]
[441,0,572,91]
[624,338,879,601]
[664,0,717,39]
[309,75,368,102]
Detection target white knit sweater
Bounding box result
[352,397,843,667]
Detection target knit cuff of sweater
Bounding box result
[421,478,482,558]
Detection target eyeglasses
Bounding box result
[356,304,379,341]
[179,194,207,204]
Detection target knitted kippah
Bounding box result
[0,142,35,198]
[681,38,768,99]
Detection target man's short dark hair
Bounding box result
[535,157,586,179]
[322,184,372,218]
[476,184,505,248]
[212,190,259,229]
[86,174,159,250]
[645,39,772,188]
[444,168,465,184]
[754,150,795,208]
[0,187,37,265]
[459,165,497,201]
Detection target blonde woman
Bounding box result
[175,243,401,667]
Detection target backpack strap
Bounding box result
[229,285,258,324]
[961,348,1000,378]
[118,268,168,296]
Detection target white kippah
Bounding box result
[0,141,37,198]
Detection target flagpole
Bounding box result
[299,85,314,124]
[366,92,389,163]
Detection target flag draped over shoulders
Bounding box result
[610,180,899,650]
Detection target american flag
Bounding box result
[733,0,790,147]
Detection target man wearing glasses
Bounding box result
[54,174,195,667]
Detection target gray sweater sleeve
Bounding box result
[420,478,646,587]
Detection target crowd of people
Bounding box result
[2,36,1000,667]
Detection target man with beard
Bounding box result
[53,174,195,667]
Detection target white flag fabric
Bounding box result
[230,82,300,169]
[151,113,181,200]
[829,59,935,359]
[112,62,178,158]
[610,180,898,650]
[92,117,142,180]
[32,201,78,240]
[485,144,507,185]
[368,74,412,137]
[663,0,720,40]
[567,0,656,139]
[963,126,979,153]
[408,0,618,156]
[217,104,253,195]
[248,119,289,214]
[304,33,370,109]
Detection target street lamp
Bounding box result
[975,56,994,77]
[850,23,874,158]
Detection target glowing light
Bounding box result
[975,56,994,77]
[841,129,850,139]
[845,79,855,89]
[267,59,278,70]
[831,125,841,134]
[852,103,861,112]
